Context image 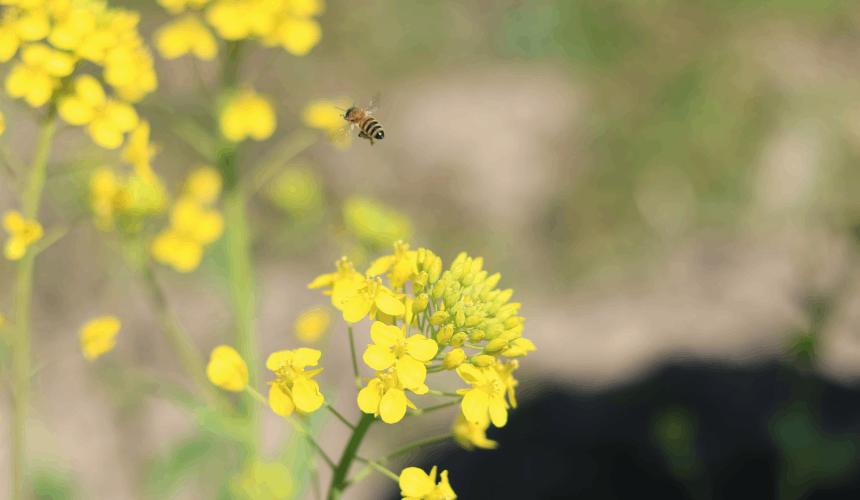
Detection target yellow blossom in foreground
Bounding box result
[399,466,457,500]
[452,409,498,450]
[338,277,406,323]
[456,363,514,428]
[219,87,276,142]
[206,345,248,391]
[3,210,42,260]
[79,316,121,362]
[357,368,427,424]
[366,240,419,289]
[307,256,366,307]
[294,307,331,343]
[155,14,217,60]
[266,348,325,415]
[363,321,437,389]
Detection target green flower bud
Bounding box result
[455,310,466,328]
[483,324,505,341]
[450,332,468,347]
[501,327,523,342]
[461,271,477,286]
[443,291,461,310]
[499,302,521,314]
[428,256,442,283]
[460,285,473,298]
[461,257,473,276]
[450,262,464,281]
[437,324,454,344]
[484,290,500,303]
[429,311,449,326]
[471,354,495,367]
[464,314,484,328]
[451,251,468,270]
[443,348,466,370]
[412,271,429,295]
[501,346,527,358]
[471,257,484,274]
[495,288,514,304]
[432,280,446,302]
[473,270,488,285]
[448,301,463,315]
[412,293,429,313]
[482,272,501,291]
[503,316,525,329]
[484,338,509,355]
[417,248,427,267]
[468,329,484,343]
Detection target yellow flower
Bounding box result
[79,316,121,362]
[455,363,512,428]
[5,43,75,108]
[206,345,249,391]
[121,120,160,176]
[362,321,437,389]
[492,359,520,409]
[219,87,276,142]
[0,10,22,62]
[366,240,419,289]
[266,348,325,415]
[15,7,50,42]
[183,166,222,206]
[48,7,98,51]
[58,75,139,149]
[307,256,365,306]
[399,466,457,500]
[294,307,331,344]
[233,460,294,500]
[3,210,42,260]
[155,14,217,60]
[357,368,427,424]
[273,16,321,56]
[452,409,498,450]
[103,43,158,103]
[151,229,204,272]
[90,167,123,230]
[266,165,321,213]
[170,198,224,244]
[339,277,406,323]
[157,0,213,15]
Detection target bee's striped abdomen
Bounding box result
[359,116,385,140]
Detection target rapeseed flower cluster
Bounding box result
[399,466,456,500]
[309,242,535,434]
[89,164,168,232]
[266,348,324,416]
[1,0,157,145]
[154,0,325,59]
[150,166,225,272]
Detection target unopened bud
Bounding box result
[461,257,473,276]
[495,289,514,304]
[484,338,509,355]
[471,257,483,274]
[501,346,527,358]
[443,291,461,310]
[461,271,477,286]
[473,270,488,286]
[450,263,464,281]
[437,324,454,344]
[468,329,484,343]
[428,256,442,283]
[432,280,446,302]
[501,328,522,342]
[429,311,449,326]
[412,293,429,313]
[484,290,500,303]
[455,310,466,328]
[450,332,467,347]
[483,324,505,341]
[417,248,427,267]
[443,348,466,370]
[482,272,501,291]
[412,272,428,295]
[503,316,524,329]
[471,355,495,367]
[451,252,468,269]
[464,315,484,328]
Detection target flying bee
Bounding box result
[330,94,384,146]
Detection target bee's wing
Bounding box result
[365,92,381,114]
[327,123,353,143]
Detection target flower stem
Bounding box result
[403,399,462,418]
[12,108,56,500]
[347,323,362,392]
[324,402,356,430]
[327,412,375,500]
[347,433,453,487]
[353,457,400,483]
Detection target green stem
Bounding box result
[353,457,399,483]
[140,257,221,407]
[404,399,461,418]
[12,109,57,500]
[347,434,453,486]
[327,413,375,500]
[324,402,356,430]
[426,390,461,397]
[347,323,362,392]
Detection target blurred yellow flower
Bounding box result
[265,165,321,213]
[4,42,76,107]
[151,229,205,272]
[233,461,294,500]
[15,8,50,42]
[183,166,222,206]
[452,409,498,450]
[79,316,121,362]
[58,75,139,149]
[302,97,352,149]
[48,7,98,51]
[274,16,321,56]
[266,348,325,415]
[155,14,217,60]
[122,120,160,176]
[90,167,168,231]
[357,368,427,424]
[219,87,276,142]
[207,345,249,391]
[293,307,331,343]
[399,466,457,500]
[3,210,42,260]
[157,0,213,15]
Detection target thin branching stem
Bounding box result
[347,433,453,487]
[324,402,356,430]
[403,399,461,418]
[347,323,362,391]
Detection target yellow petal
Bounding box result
[398,467,435,498]
[3,211,24,233]
[278,17,321,56]
[206,345,248,391]
[266,350,295,371]
[308,272,336,289]
[456,364,486,385]
[395,355,427,390]
[365,255,393,276]
[357,379,384,415]
[374,291,405,316]
[79,316,121,362]
[370,321,401,347]
[292,377,324,413]
[404,335,438,361]
[362,344,396,371]
[190,210,224,244]
[269,383,295,416]
[4,237,26,260]
[292,348,322,369]
[343,294,372,323]
[461,388,489,424]
[488,394,508,427]
[379,387,407,424]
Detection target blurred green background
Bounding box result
[3,0,860,498]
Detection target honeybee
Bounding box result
[330,94,384,146]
